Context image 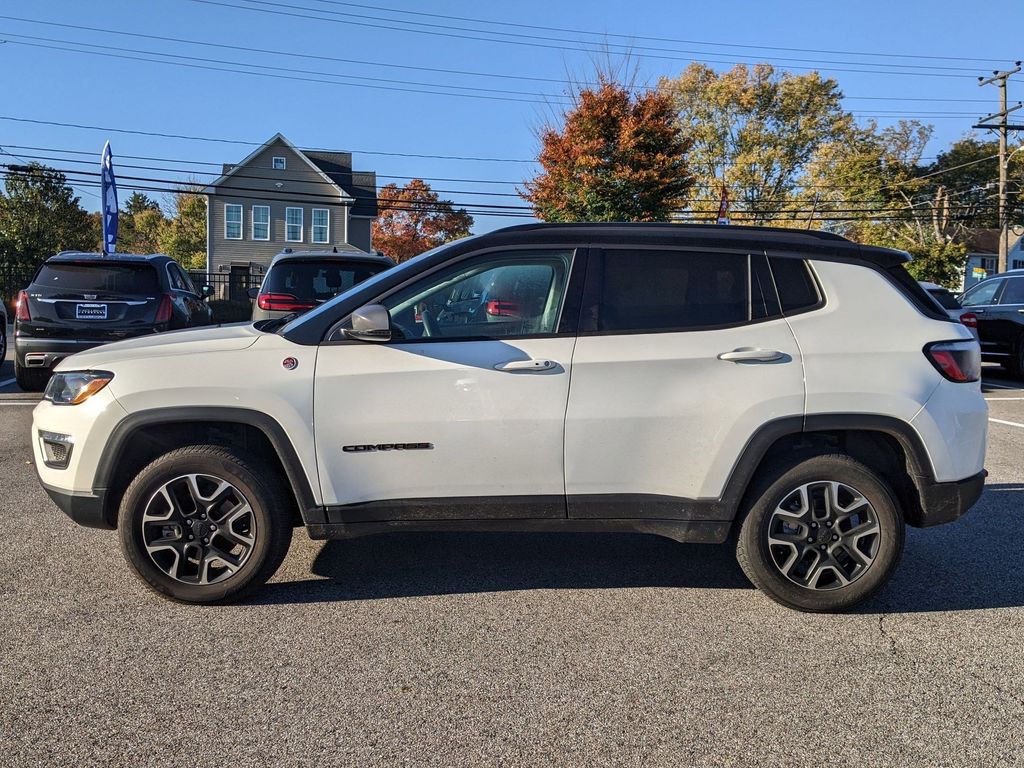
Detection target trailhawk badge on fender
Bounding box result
[343,443,434,453]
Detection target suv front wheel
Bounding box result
[118,445,293,604]
[736,454,905,612]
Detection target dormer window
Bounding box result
[272,156,286,170]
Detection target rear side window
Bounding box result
[769,257,820,313]
[997,277,1024,305]
[34,262,160,294]
[590,249,749,332]
[265,259,388,303]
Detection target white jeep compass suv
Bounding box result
[31,224,987,612]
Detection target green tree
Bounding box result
[0,163,96,268]
[919,137,1024,229]
[658,63,852,223]
[521,77,693,222]
[119,192,165,254]
[158,188,206,270]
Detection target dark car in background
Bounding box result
[0,298,8,366]
[249,247,393,322]
[959,269,1024,376]
[14,252,214,391]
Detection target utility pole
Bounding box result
[975,62,1022,274]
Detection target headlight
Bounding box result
[43,371,114,405]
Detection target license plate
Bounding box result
[76,303,108,320]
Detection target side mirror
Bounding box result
[344,304,392,342]
[199,284,214,299]
[245,287,258,300]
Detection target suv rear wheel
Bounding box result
[118,445,293,604]
[736,454,904,612]
[15,361,49,392]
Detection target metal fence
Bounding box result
[189,269,262,323]
[1,265,36,319]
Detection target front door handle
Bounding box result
[718,347,784,363]
[494,359,558,372]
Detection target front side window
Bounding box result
[590,249,750,333]
[252,205,270,241]
[998,277,1024,305]
[224,204,242,240]
[285,207,303,242]
[312,208,329,244]
[961,279,1002,307]
[380,250,573,341]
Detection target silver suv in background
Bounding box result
[249,248,393,322]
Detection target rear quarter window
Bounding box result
[768,257,821,314]
[34,262,160,294]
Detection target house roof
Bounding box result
[205,133,377,217]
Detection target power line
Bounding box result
[305,0,1013,65]
[0,36,569,105]
[186,0,997,80]
[0,14,995,104]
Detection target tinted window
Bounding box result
[961,279,1002,307]
[595,250,748,332]
[769,257,820,313]
[166,264,187,291]
[176,265,198,294]
[381,250,572,340]
[998,277,1024,305]
[35,263,160,294]
[927,288,962,310]
[265,259,388,303]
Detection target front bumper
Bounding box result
[910,470,986,528]
[41,482,112,529]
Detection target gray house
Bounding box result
[204,133,378,279]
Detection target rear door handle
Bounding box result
[494,359,558,372]
[718,348,784,363]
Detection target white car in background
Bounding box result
[919,281,978,338]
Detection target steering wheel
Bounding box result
[420,307,439,338]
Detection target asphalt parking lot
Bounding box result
[1,339,1022,767]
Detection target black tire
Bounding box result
[15,361,50,392]
[118,445,293,604]
[736,454,904,613]
[1009,336,1024,379]
[0,323,7,366]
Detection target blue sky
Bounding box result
[1,0,1022,233]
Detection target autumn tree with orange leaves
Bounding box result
[371,179,473,262]
[521,78,693,222]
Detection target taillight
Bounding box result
[486,299,520,317]
[257,293,316,312]
[15,290,30,321]
[154,294,173,324]
[960,312,978,329]
[924,340,981,383]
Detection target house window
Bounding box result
[224,204,242,240]
[272,156,286,170]
[252,205,270,241]
[286,207,303,242]
[312,208,329,243]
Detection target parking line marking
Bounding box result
[0,402,36,406]
[985,397,1024,401]
[0,378,15,388]
[989,417,1024,428]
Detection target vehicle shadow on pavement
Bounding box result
[253,532,753,604]
[862,483,1024,615]
[252,484,1024,611]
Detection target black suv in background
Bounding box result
[14,252,213,390]
[959,268,1024,375]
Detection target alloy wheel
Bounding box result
[766,480,880,591]
[140,473,257,585]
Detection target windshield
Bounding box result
[35,262,160,294]
[264,259,388,303]
[279,237,479,334]
[927,288,961,310]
